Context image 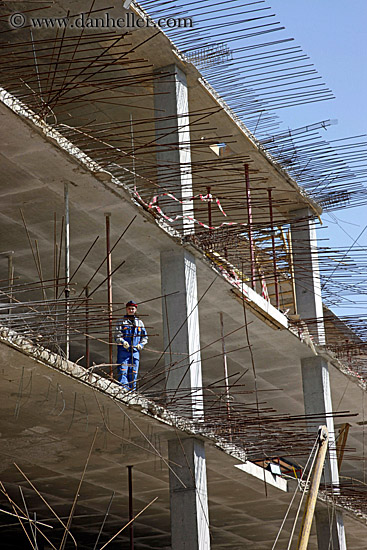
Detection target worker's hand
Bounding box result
[122,341,130,350]
[136,344,142,351]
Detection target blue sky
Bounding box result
[271,1,367,140]
[270,1,367,314]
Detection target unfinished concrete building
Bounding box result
[1,1,367,548]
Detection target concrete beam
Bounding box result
[290,208,325,344]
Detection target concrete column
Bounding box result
[315,508,346,550]
[290,208,325,344]
[302,356,339,484]
[161,248,203,418]
[156,63,210,550]
[168,437,210,550]
[154,64,194,235]
[301,356,347,549]
[160,250,210,549]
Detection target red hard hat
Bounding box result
[126,300,138,308]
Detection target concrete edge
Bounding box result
[235,462,288,492]
[0,325,250,464]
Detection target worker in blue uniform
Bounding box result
[114,300,148,390]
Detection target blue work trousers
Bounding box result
[117,347,140,390]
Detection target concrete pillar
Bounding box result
[315,508,346,550]
[161,250,210,549]
[290,208,325,344]
[301,356,347,549]
[156,66,210,550]
[168,437,210,550]
[161,248,203,418]
[292,209,346,547]
[154,64,194,235]
[301,356,339,484]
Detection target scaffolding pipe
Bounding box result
[64,182,70,360]
[7,252,14,319]
[127,465,134,550]
[245,164,256,290]
[287,228,298,314]
[54,213,57,300]
[85,286,90,369]
[105,213,113,378]
[207,186,212,230]
[219,312,231,421]
[268,188,280,309]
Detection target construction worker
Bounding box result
[114,300,148,390]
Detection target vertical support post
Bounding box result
[127,465,134,550]
[64,182,70,360]
[168,438,210,550]
[7,252,14,320]
[315,508,346,550]
[160,249,211,550]
[206,186,212,230]
[267,189,279,309]
[219,312,231,420]
[297,426,329,550]
[301,356,347,550]
[161,249,204,419]
[54,212,57,300]
[156,63,210,550]
[55,242,59,299]
[301,357,339,486]
[293,208,346,549]
[244,164,256,290]
[130,114,136,187]
[85,286,90,370]
[154,64,194,236]
[336,423,351,471]
[290,208,324,344]
[287,229,298,315]
[105,213,113,377]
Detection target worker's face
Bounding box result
[126,305,137,316]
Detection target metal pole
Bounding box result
[105,213,113,378]
[127,465,134,550]
[297,426,329,550]
[244,164,256,290]
[64,182,70,360]
[268,188,280,309]
[85,286,90,370]
[207,186,212,230]
[287,228,298,314]
[336,423,350,471]
[219,312,231,421]
[54,212,57,300]
[7,252,14,320]
[130,113,136,188]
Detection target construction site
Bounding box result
[1,0,367,548]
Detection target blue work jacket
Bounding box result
[114,316,148,350]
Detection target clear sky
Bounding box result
[270,1,367,314]
[271,1,367,139]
